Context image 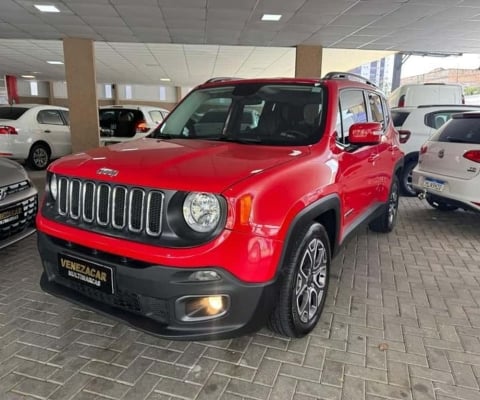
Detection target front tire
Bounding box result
[268,222,330,338]
[369,176,400,233]
[28,143,50,170]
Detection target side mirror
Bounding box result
[397,129,411,144]
[349,122,382,145]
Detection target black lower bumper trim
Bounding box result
[38,232,277,340]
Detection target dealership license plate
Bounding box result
[423,178,445,192]
[0,205,22,226]
[57,253,114,294]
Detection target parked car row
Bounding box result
[0,104,169,170]
[2,77,479,341]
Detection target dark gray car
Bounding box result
[0,158,38,249]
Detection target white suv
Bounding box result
[0,104,70,170]
[99,105,169,146]
[412,111,480,212]
[392,105,480,196]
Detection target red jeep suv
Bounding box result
[37,73,404,340]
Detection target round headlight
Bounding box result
[183,192,221,233]
[49,173,58,200]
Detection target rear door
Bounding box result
[36,109,71,157]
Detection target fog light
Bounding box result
[177,295,230,321]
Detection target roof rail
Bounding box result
[322,71,377,88]
[417,104,480,108]
[204,77,242,83]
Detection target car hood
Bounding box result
[49,138,310,192]
[0,158,29,186]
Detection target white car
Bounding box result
[0,104,70,170]
[392,105,480,196]
[99,105,169,145]
[412,111,480,212]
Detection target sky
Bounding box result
[401,53,480,78]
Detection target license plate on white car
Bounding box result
[423,178,445,192]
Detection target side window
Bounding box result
[337,90,367,145]
[425,111,458,129]
[368,92,386,130]
[37,110,64,125]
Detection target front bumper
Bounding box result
[38,232,277,340]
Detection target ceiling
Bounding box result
[1,0,480,87]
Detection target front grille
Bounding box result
[0,180,30,199]
[56,177,164,238]
[0,195,37,239]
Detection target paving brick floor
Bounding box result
[1,194,480,399]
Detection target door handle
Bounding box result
[368,154,380,163]
[44,130,51,133]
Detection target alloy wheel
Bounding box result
[295,238,327,324]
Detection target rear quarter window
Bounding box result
[391,111,410,127]
[437,117,480,144]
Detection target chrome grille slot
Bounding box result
[54,178,164,238]
[82,182,95,223]
[128,189,145,233]
[69,179,81,220]
[97,184,111,226]
[146,191,163,236]
[58,177,69,216]
[112,186,127,229]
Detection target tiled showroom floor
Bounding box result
[1,171,480,399]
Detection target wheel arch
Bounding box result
[404,151,419,164]
[276,194,340,278]
[30,140,52,156]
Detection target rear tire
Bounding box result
[369,176,400,233]
[28,143,50,170]
[426,194,458,211]
[268,222,330,338]
[400,159,417,197]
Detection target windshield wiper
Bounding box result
[211,136,262,144]
[154,133,174,139]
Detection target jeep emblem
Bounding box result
[97,167,118,177]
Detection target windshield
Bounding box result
[152,83,325,146]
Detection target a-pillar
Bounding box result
[295,45,324,78]
[63,37,99,153]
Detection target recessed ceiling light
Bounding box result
[160,78,171,82]
[261,14,282,21]
[34,4,60,13]
[47,60,63,65]
[21,75,36,79]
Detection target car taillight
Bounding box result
[420,145,428,154]
[135,120,149,133]
[0,125,17,135]
[398,95,405,108]
[463,150,480,163]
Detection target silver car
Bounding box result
[0,158,38,249]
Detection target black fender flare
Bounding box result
[275,194,341,279]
